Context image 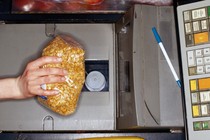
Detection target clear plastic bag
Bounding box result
[37,35,85,116]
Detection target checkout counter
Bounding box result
[0,0,194,139]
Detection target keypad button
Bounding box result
[201,104,209,116]
[200,91,210,103]
[204,57,210,65]
[185,23,192,34]
[202,121,210,130]
[195,49,203,57]
[201,20,208,31]
[188,47,210,75]
[189,67,197,75]
[197,66,205,74]
[187,51,196,67]
[208,6,210,16]
[190,79,198,91]
[184,11,191,21]
[192,105,201,117]
[194,121,203,131]
[194,32,209,44]
[192,8,207,20]
[191,92,200,104]
[205,65,210,73]
[186,34,194,46]
[203,48,210,56]
[196,58,204,65]
[193,21,200,32]
[198,78,210,90]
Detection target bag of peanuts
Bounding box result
[37,35,85,116]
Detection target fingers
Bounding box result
[27,76,65,96]
[37,89,60,96]
[29,75,66,86]
[19,56,68,98]
[33,87,60,96]
[26,56,62,69]
[25,56,68,80]
[25,67,68,80]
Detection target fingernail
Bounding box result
[41,84,46,90]
[57,57,62,62]
[61,77,66,81]
[64,70,68,75]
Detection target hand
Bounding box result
[16,56,68,99]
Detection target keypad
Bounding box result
[187,47,210,75]
[183,7,210,46]
[182,3,210,135]
[190,78,210,118]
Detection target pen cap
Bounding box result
[152,27,162,43]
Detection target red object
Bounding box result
[61,2,83,11]
[83,0,104,5]
[34,1,57,12]
[13,0,36,12]
[13,0,104,12]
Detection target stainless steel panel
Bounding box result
[0,4,184,131]
[116,5,184,129]
[0,24,115,130]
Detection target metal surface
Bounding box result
[0,23,115,131]
[0,4,186,139]
[0,131,185,140]
[116,5,184,129]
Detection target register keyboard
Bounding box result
[177,1,210,140]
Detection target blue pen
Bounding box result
[152,27,181,88]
